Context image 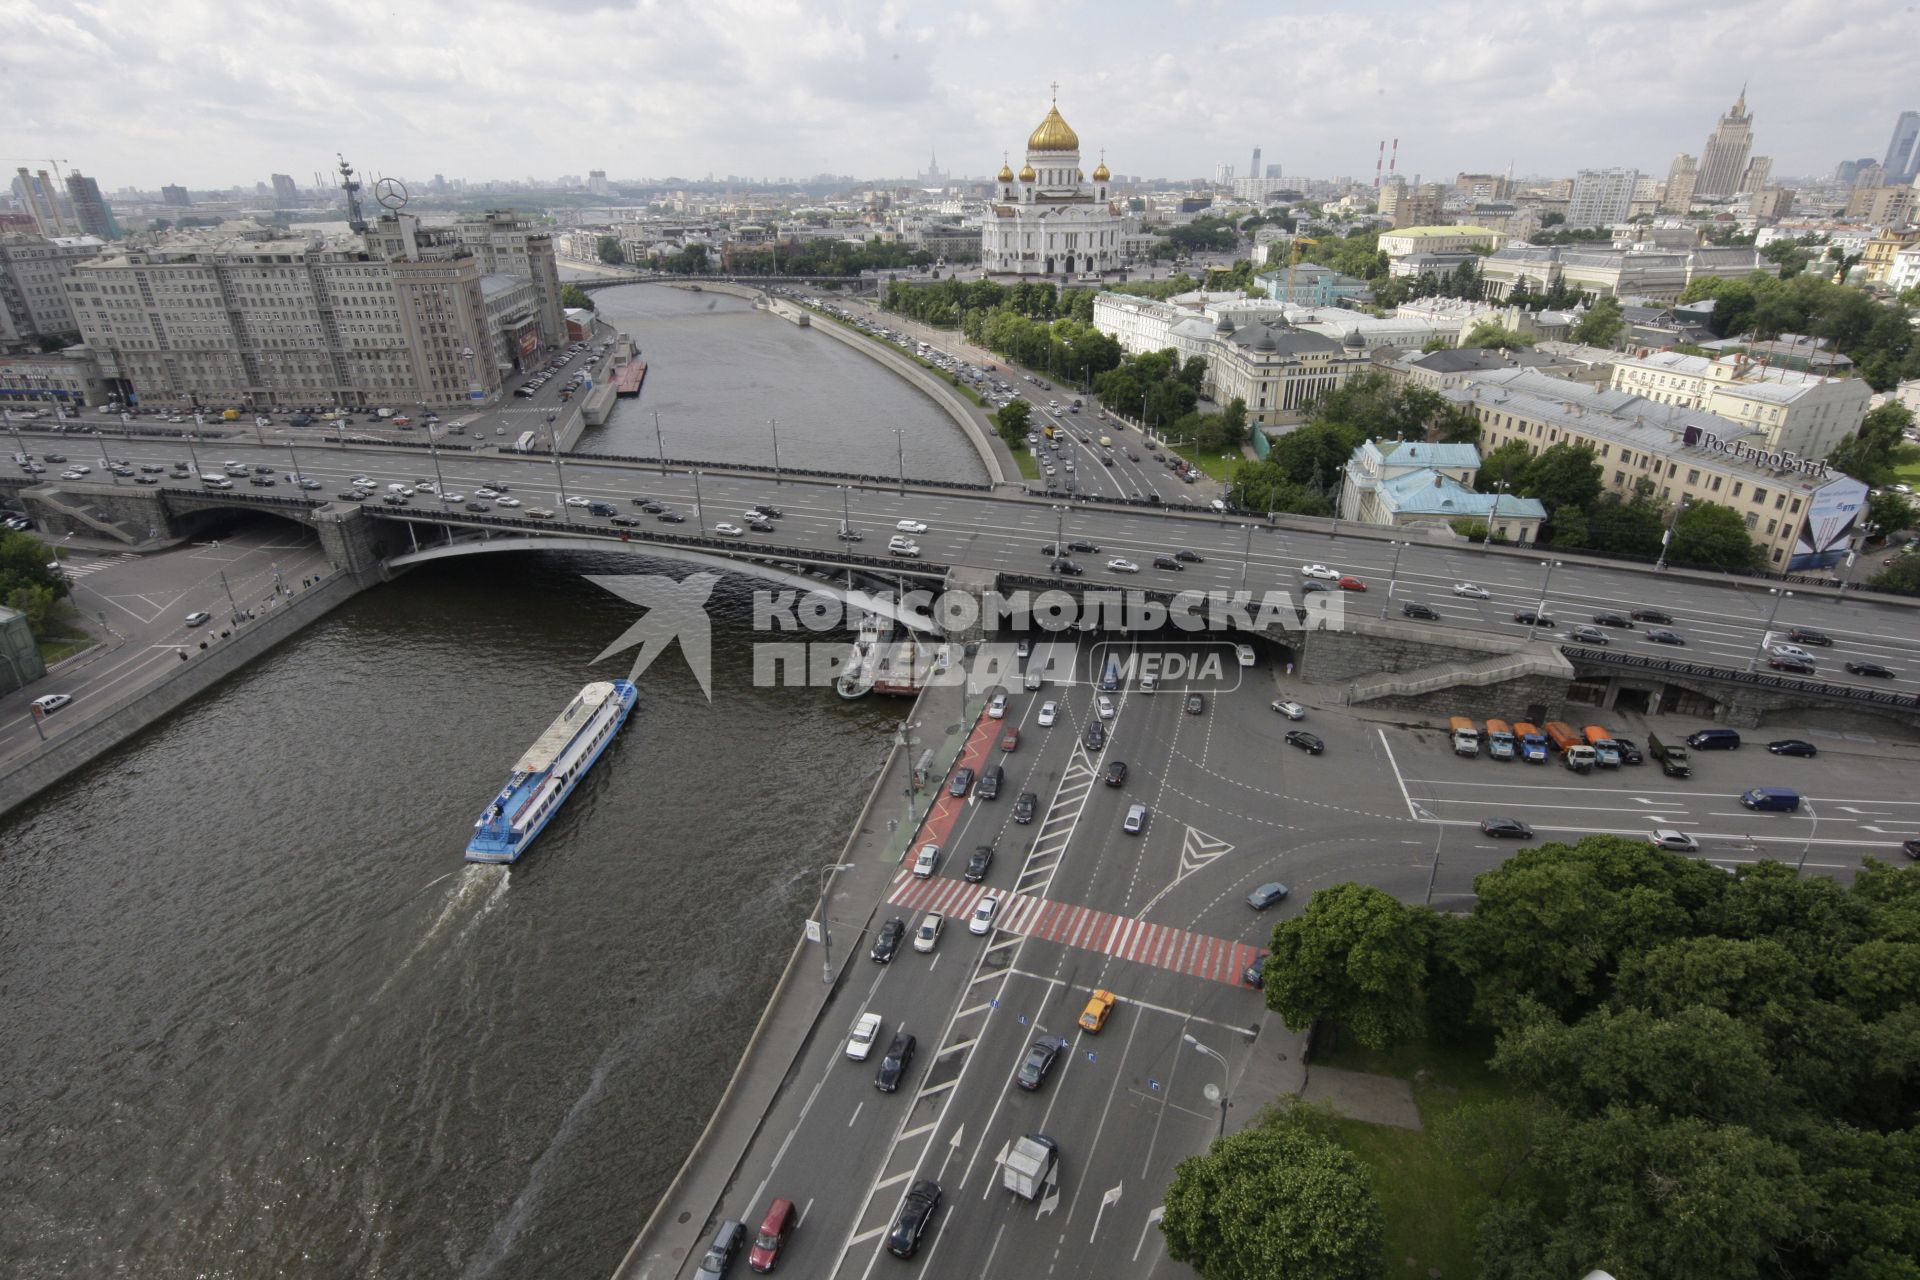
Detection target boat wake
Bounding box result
[367,867,508,1006]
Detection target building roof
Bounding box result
[1221,320,1342,356]
[1376,469,1548,519]
[1407,348,1575,377]
[1380,440,1482,468]
[1384,225,1503,240]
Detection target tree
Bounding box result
[1869,555,1920,596]
[1162,1106,1385,1280]
[596,235,624,266]
[1476,440,1534,492]
[1668,500,1764,571]
[1828,402,1914,486]
[559,283,595,311]
[992,398,1031,448]
[1217,398,1249,450]
[1460,321,1536,349]
[1519,442,1602,515]
[1569,297,1624,347]
[1867,490,1915,540]
[1264,883,1430,1048]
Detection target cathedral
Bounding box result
[983,89,1128,277]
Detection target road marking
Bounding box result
[1134,1205,1167,1262]
[848,1102,863,1128]
[1377,728,1418,820]
[1091,1183,1123,1242]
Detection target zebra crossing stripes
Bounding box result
[58,553,137,579]
[886,874,1265,987]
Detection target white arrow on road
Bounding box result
[1037,1182,1061,1219]
[1133,1205,1166,1262]
[937,1124,966,1180]
[1091,1183,1122,1242]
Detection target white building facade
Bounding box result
[984,94,1129,277]
[1606,351,1869,461]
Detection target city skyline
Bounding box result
[8,0,1917,192]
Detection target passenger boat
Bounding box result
[835,615,947,699]
[465,680,638,863]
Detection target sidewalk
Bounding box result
[611,675,985,1280]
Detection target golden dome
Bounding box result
[1092,153,1110,181]
[1018,162,1036,182]
[1027,101,1080,153]
[997,157,1014,183]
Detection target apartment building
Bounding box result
[0,233,107,353]
[1607,352,1868,460]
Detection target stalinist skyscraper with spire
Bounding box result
[1695,88,1755,198]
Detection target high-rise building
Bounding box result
[1741,156,1772,195]
[587,169,611,196]
[1882,110,1920,184]
[1695,91,1755,197]
[1264,163,1282,179]
[161,185,191,206]
[1664,154,1698,210]
[271,173,299,207]
[1214,162,1235,187]
[1834,157,1877,185]
[1567,167,1640,228]
[63,171,120,240]
[1250,147,1261,182]
[448,210,565,349]
[0,233,107,352]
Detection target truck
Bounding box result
[1543,721,1583,754]
[1513,721,1550,763]
[1003,1133,1060,1201]
[1582,725,1622,768]
[1448,716,1481,757]
[1043,423,1056,440]
[1484,719,1516,761]
[1648,732,1692,778]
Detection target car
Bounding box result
[1630,608,1674,624]
[1247,882,1290,910]
[757,504,784,518]
[886,1180,941,1260]
[1513,610,1555,627]
[564,495,591,507]
[1786,627,1833,647]
[1903,838,1920,861]
[1480,817,1535,838]
[714,522,745,537]
[1645,627,1685,645]
[964,845,996,881]
[1767,738,1818,757]
[912,843,941,878]
[1084,721,1105,751]
[1122,801,1149,834]
[1050,557,1083,576]
[1401,601,1439,620]
[465,500,492,512]
[1185,692,1206,714]
[1612,736,1645,765]
[694,1220,747,1280]
[1453,582,1491,598]
[1271,700,1305,720]
[1091,695,1115,722]
[969,895,1000,935]
[875,1031,917,1092]
[1846,660,1895,677]
[134,474,159,485]
[59,469,86,480]
[651,509,685,523]
[1769,643,1816,663]
[1104,760,1129,787]
[1571,625,1610,645]
[1015,1038,1062,1090]
[835,528,863,541]
[748,519,776,533]
[184,611,211,627]
[1013,792,1036,824]
[895,519,928,533]
[43,453,66,463]
[947,767,975,798]
[30,693,72,715]
[527,507,557,519]
[988,692,1009,719]
[848,1013,883,1059]
[1284,730,1324,754]
[1592,612,1634,628]
[1336,575,1368,592]
[1078,988,1117,1033]
[201,477,233,489]
[747,1198,798,1272]
[913,913,944,953]
[1302,563,1338,579]
[1649,829,1700,853]
[495,496,521,508]
[1243,960,1267,988]
[871,918,906,963]
[1175,549,1203,563]
[1769,655,1815,674]
[1037,700,1057,726]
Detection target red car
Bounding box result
[748,1198,798,1272]
[1001,726,1020,752]
[1336,575,1368,592]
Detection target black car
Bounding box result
[757,505,784,518]
[608,515,640,527]
[1513,610,1554,627]
[1066,540,1100,553]
[640,501,665,513]
[1051,558,1084,577]
[1285,730,1324,755]
[338,490,366,500]
[1401,602,1439,620]
[1767,739,1818,757]
[1185,692,1206,714]
[1246,882,1290,910]
[1630,609,1674,624]
[1612,736,1645,765]
[629,496,653,507]
[748,519,775,533]
[1592,612,1633,628]
[248,476,276,486]
[836,529,864,541]
[1104,760,1128,787]
[656,511,686,523]
[875,1031,916,1092]
[1846,660,1895,677]
[1644,627,1686,645]
[1243,961,1266,988]
[1015,1038,1062,1091]
[1480,817,1534,838]
[43,453,66,462]
[965,845,995,881]
[886,1180,942,1259]
[465,501,490,512]
[1152,555,1184,571]
[1301,580,1330,594]
[1903,839,1920,861]
[1083,721,1105,752]
[1768,655,1815,674]
[948,767,975,798]
[871,918,906,963]
[1175,549,1203,562]
[1786,627,1833,647]
[1013,792,1036,824]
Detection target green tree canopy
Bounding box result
[1460,321,1538,349]
[1569,296,1624,347]
[991,398,1031,447]
[559,283,595,311]
[1264,883,1431,1048]
[1668,499,1764,571]
[595,235,623,265]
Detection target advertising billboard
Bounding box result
[1788,474,1869,572]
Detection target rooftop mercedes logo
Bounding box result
[374,177,408,210]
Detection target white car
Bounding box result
[912,843,941,878]
[495,496,522,508]
[1649,829,1700,853]
[1271,700,1306,720]
[565,495,591,507]
[888,533,915,547]
[1038,700,1058,726]
[1097,695,1115,719]
[474,487,498,499]
[1106,558,1139,574]
[896,519,928,533]
[889,543,921,558]
[715,522,745,536]
[1453,582,1491,599]
[846,1011,885,1061]
[969,895,1000,935]
[1767,644,1814,663]
[30,693,71,714]
[1235,644,1255,667]
[59,469,85,480]
[987,692,1008,719]
[1301,564,1338,579]
[352,476,374,486]
[913,913,943,954]
[439,492,465,503]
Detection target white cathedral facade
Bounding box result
[983,92,1128,278]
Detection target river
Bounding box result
[0,287,958,1279]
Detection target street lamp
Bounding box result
[425,423,451,512]
[1414,803,1447,906]
[1239,522,1254,592]
[1382,540,1408,619]
[1480,479,1507,555]
[839,484,854,537]
[546,411,572,519]
[894,429,907,495]
[286,441,306,489]
[692,469,706,532]
[1748,587,1791,672]
[653,410,667,476]
[1525,559,1562,642]
[815,861,857,983]
[1181,1033,1231,1139]
[769,417,781,482]
[1654,496,1693,571]
[1796,799,1818,875]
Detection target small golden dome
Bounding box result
[1018,162,1036,182]
[1027,101,1080,153]
[998,158,1014,183]
[1092,153,1110,181]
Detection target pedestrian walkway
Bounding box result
[59,553,139,579]
[886,873,1267,987]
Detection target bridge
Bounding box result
[17,434,1920,731]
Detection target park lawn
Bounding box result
[37,634,92,665]
[1167,446,1239,483]
[1889,445,1920,487]
[1314,1030,1504,1280]
[1011,448,1041,479]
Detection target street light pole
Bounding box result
[653,410,667,476]
[1480,480,1505,555]
[1240,522,1254,593]
[1655,497,1691,571]
[1382,541,1407,619]
[895,429,906,495]
[286,442,305,488]
[1748,587,1791,672]
[769,417,781,482]
[693,469,706,532]
[815,860,857,983]
[1525,559,1560,642]
[1796,799,1818,875]
[546,411,572,519]
[840,485,852,535]
[426,424,450,512]
[1182,1033,1230,1139]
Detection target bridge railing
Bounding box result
[1558,644,1920,709]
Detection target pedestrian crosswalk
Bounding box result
[887,874,1266,987]
[58,553,138,579]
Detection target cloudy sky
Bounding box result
[6,0,1915,192]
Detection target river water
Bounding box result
[0,287,958,1279]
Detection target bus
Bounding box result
[515,430,537,453]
